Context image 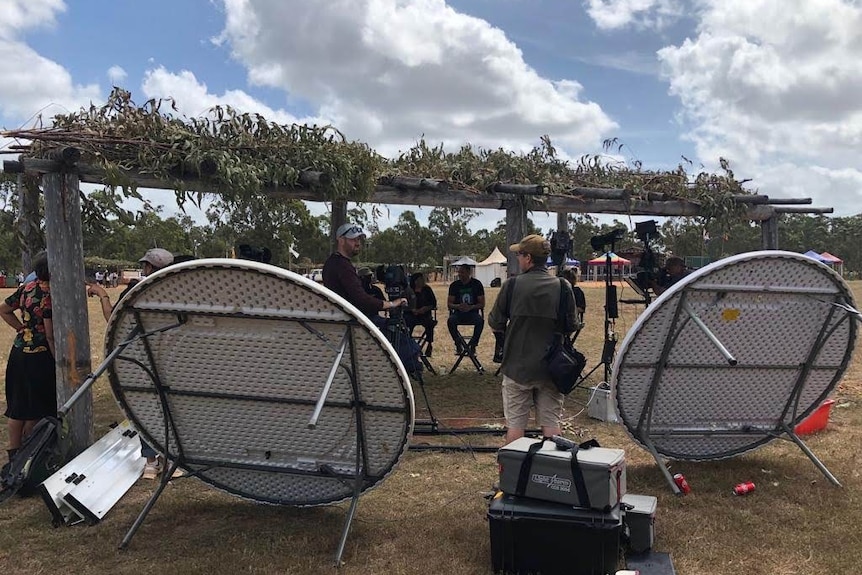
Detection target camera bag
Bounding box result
[497,437,626,511]
[544,279,587,394]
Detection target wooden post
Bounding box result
[331,200,347,254]
[43,171,93,457]
[17,174,41,272]
[761,216,779,249]
[556,211,568,275]
[505,198,528,276]
[556,212,568,232]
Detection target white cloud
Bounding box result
[584,0,684,31]
[217,0,616,156]
[657,0,862,216]
[757,163,862,217]
[107,65,128,85]
[0,0,100,123]
[0,0,66,38]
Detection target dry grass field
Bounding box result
[1,280,862,574]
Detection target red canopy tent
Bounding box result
[586,252,632,281]
[820,252,844,277]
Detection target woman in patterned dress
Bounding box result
[0,252,55,465]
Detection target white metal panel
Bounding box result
[40,420,144,525]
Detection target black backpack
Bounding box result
[0,416,66,503]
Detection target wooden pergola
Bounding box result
[2,152,835,455]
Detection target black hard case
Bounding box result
[487,492,621,575]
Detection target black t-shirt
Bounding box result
[406,285,437,318]
[448,278,484,309]
[572,286,586,312]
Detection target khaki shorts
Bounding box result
[501,375,564,429]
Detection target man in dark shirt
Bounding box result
[322,223,406,326]
[562,267,587,316]
[650,256,690,296]
[404,272,437,356]
[447,264,485,352]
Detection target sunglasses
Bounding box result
[341,226,364,236]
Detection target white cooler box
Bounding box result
[498,437,626,511]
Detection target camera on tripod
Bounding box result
[629,220,663,294]
[376,264,415,319]
[549,230,572,268]
[590,228,625,252]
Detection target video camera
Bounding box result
[237,244,272,264]
[590,228,625,252]
[376,264,416,318]
[629,220,667,294]
[549,230,571,268]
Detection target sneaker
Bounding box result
[142,458,163,480]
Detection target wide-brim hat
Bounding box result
[509,234,551,258]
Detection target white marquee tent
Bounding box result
[474,247,508,287]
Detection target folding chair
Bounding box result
[449,311,485,375]
[409,310,437,375]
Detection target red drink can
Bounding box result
[673,473,691,494]
[733,481,756,496]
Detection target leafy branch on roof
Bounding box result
[2,88,755,225]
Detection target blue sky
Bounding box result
[2,0,861,237]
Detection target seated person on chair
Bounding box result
[447,264,485,353]
[404,272,437,356]
[649,256,691,296]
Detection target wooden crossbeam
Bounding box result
[3,156,833,221]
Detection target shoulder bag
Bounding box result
[543,279,587,394]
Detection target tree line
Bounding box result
[1,176,860,277]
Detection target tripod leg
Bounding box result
[412,371,437,426]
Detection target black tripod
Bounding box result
[578,249,619,386]
[381,308,439,428]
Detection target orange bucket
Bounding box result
[794,399,836,436]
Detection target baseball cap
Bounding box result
[509,234,551,258]
[336,223,366,239]
[139,248,174,269]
